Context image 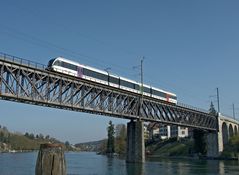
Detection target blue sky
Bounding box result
[0,1,239,143]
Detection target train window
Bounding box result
[70,64,77,71]
[53,60,61,66]
[61,62,77,71]
[144,87,150,93]
[61,62,66,68]
[83,68,91,77]
[135,84,140,90]
[48,59,56,67]
[109,76,119,84]
[83,68,108,81]
[121,79,134,89]
[95,72,107,81]
[152,89,166,98]
[170,95,177,100]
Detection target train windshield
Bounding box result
[47,59,55,67]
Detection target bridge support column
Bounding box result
[126,120,145,163]
[206,131,219,158]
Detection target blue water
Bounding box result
[0,152,238,175]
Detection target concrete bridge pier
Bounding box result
[206,131,219,158]
[126,120,145,163]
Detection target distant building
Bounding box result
[159,124,171,140]
[146,123,190,141]
[170,125,188,138]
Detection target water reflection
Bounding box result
[0,152,239,175]
[219,161,225,175]
[146,157,239,175]
[126,163,144,175]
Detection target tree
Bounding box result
[45,135,50,140]
[29,133,35,139]
[107,121,115,154]
[115,124,126,154]
[0,132,4,142]
[209,101,217,116]
[24,132,30,138]
[39,134,44,139]
[65,141,70,147]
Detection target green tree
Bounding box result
[209,101,217,116]
[65,141,70,147]
[24,132,30,138]
[107,121,115,154]
[39,134,44,139]
[0,131,4,142]
[115,124,127,154]
[29,133,35,139]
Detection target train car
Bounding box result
[47,57,177,104]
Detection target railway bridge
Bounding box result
[217,115,239,152]
[0,52,238,162]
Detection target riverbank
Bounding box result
[0,126,77,152]
[146,136,239,161]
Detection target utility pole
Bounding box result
[139,57,144,118]
[232,103,235,119]
[140,58,144,95]
[216,87,220,115]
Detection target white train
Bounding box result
[47,57,177,104]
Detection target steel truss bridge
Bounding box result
[0,53,217,131]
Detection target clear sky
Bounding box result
[0,1,239,144]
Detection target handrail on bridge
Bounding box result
[177,102,209,114]
[0,52,46,70]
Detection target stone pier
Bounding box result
[206,131,219,158]
[126,120,145,163]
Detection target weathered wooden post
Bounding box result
[35,143,66,175]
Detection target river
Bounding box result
[0,152,238,175]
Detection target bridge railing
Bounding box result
[177,102,209,114]
[0,52,46,70]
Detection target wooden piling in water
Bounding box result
[35,143,66,175]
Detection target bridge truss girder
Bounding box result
[0,59,217,131]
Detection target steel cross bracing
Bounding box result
[0,55,217,131]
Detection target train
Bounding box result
[47,57,177,104]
